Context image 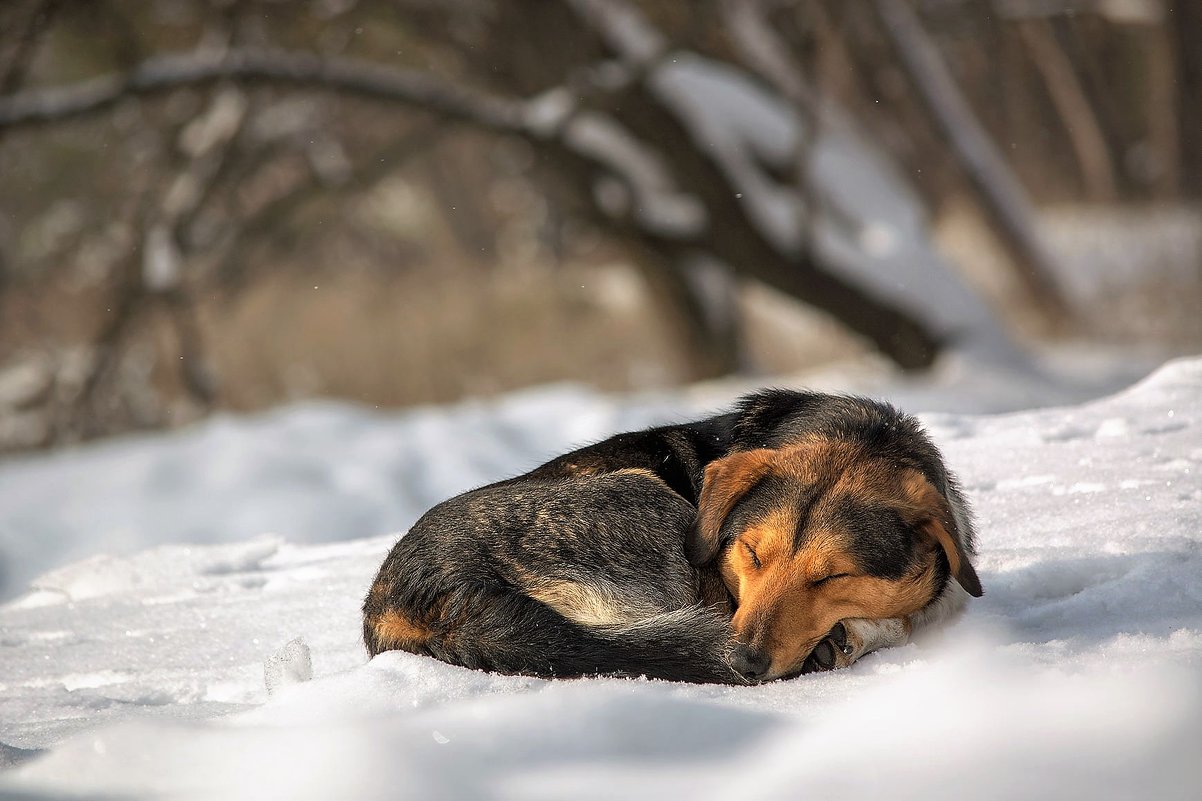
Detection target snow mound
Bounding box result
[263,637,313,695]
[0,357,1199,799]
[0,386,700,603]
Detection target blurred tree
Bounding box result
[0,0,1195,450]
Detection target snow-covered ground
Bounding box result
[0,350,1156,605]
[0,357,1199,799]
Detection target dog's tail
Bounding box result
[580,605,743,684]
[365,587,742,685]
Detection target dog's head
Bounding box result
[687,435,981,682]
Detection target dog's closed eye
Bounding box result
[742,541,762,569]
[811,573,851,588]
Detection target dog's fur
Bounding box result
[363,390,982,683]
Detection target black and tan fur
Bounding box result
[363,416,742,683]
[695,391,983,681]
[364,390,982,684]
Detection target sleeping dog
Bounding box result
[363,390,982,683]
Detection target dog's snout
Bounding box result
[729,643,771,682]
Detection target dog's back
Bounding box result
[364,465,737,683]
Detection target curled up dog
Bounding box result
[363,390,983,684]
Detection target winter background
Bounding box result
[1,2,1201,799]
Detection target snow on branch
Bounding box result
[566,0,666,67]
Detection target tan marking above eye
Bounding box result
[738,508,795,561]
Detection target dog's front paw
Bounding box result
[800,621,857,674]
[800,617,910,674]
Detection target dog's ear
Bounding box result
[687,448,776,567]
[903,471,983,597]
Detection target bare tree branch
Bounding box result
[1016,17,1118,201]
[155,89,252,408]
[212,119,443,287]
[723,0,818,110]
[566,0,667,67]
[0,32,956,370]
[70,211,150,439]
[1168,4,1202,198]
[1141,18,1182,198]
[0,48,525,133]
[872,0,1070,318]
[0,0,58,96]
[0,0,59,295]
[722,0,823,238]
[573,0,945,368]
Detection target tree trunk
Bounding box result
[872,0,1070,320]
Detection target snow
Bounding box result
[262,637,313,696]
[1,357,1200,799]
[0,385,691,604]
[0,356,1153,605]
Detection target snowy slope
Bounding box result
[0,384,704,604]
[0,358,1200,800]
[0,351,1155,604]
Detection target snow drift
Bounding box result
[0,357,1199,800]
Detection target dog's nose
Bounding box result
[729,644,771,681]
